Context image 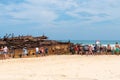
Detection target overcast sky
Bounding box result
[0,0,120,40]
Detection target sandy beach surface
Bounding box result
[0,55,120,80]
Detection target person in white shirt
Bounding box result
[22,47,28,57]
[96,40,100,46]
[35,47,39,56]
[3,46,9,59]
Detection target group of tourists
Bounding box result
[69,41,120,55]
[0,46,49,59]
[22,47,48,57]
[1,40,120,60]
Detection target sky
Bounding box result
[0,0,120,40]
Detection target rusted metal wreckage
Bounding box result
[0,34,71,48]
[0,34,72,58]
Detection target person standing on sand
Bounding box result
[0,46,3,54]
[41,47,45,56]
[111,46,115,55]
[115,42,120,55]
[74,45,79,54]
[22,47,28,57]
[78,44,83,55]
[69,45,74,55]
[95,40,101,53]
[88,45,93,55]
[3,46,9,59]
[35,47,39,57]
[45,47,48,55]
[96,40,100,46]
[83,45,89,55]
[9,46,15,58]
[0,46,4,59]
[106,44,111,55]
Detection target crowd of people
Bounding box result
[69,41,120,55]
[0,46,49,59]
[22,46,48,57]
[1,41,120,60]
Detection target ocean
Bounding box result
[60,40,120,46]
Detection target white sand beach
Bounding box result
[0,55,120,80]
